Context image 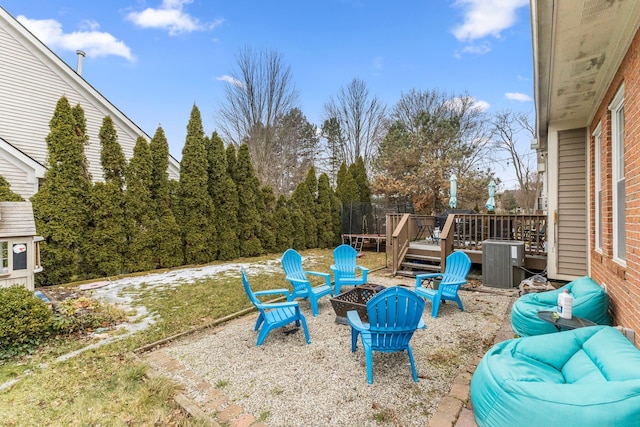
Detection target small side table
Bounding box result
[537,310,597,332]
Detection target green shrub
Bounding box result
[0,286,52,359]
[51,296,128,335]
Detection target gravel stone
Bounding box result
[151,274,512,427]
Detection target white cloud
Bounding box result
[127,0,223,36]
[373,56,384,70]
[216,75,243,88]
[473,99,491,111]
[452,0,528,42]
[445,96,490,113]
[17,15,135,61]
[78,19,100,31]
[505,92,532,102]
[454,41,492,57]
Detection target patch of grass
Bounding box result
[0,249,388,426]
[372,404,397,424]
[271,386,284,396]
[0,350,189,426]
[426,346,463,372]
[258,409,272,422]
[215,379,229,389]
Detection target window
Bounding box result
[593,123,602,253]
[12,243,27,271]
[34,236,43,273]
[0,241,8,275]
[609,85,626,263]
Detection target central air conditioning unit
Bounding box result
[482,240,525,288]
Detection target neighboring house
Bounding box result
[0,202,42,291]
[0,6,180,200]
[531,0,640,345]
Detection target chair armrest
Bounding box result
[356,266,368,282]
[257,301,300,310]
[440,278,466,286]
[286,277,311,287]
[415,273,442,288]
[347,310,369,332]
[254,289,291,298]
[307,271,332,286]
[307,271,330,279]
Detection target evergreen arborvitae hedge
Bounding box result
[32,97,92,285]
[30,99,357,283]
[87,181,126,277]
[124,136,156,273]
[177,105,217,265]
[290,199,306,250]
[336,162,360,204]
[149,126,182,268]
[316,173,336,248]
[206,132,239,260]
[274,195,294,252]
[292,168,318,249]
[233,144,264,257]
[260,186,278,253]
[350,156,371,203]
[84,116,127,278]
[330,183,343,246]
[99,116,126,185]
[0,175,23,201]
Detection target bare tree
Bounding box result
[216,46,299,187]
[490,110,541,213]
[322,78,387,168]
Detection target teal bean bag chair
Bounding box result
[511,276,610,336]
[471,326,640,427]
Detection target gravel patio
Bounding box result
[143,272,516,427]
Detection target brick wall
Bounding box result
[589,27,640,347]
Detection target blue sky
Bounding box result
[2,0,533,187]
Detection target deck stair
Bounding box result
[397,244,442,277]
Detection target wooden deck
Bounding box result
[342,233,386,252]
[386,213,548,277]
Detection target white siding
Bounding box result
[0,276,31,291]
[0,156,35,198]
[0,25,54,165]
[557,128,588,277]
[0,9,180,200]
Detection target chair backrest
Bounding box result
[281,248,306,281]
[333,244,358,273]
[441,251,471,283]
[366,287,425,351]
[241,268,261,308]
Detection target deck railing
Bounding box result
[387,213,547,274]
[443,214,547,256]
[387,214,413,275]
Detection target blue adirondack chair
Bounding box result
[241,268,311,346]
[347,286,426,384]
[281,249,333,316]
[415,251,471,318]
[331,244,369,295]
